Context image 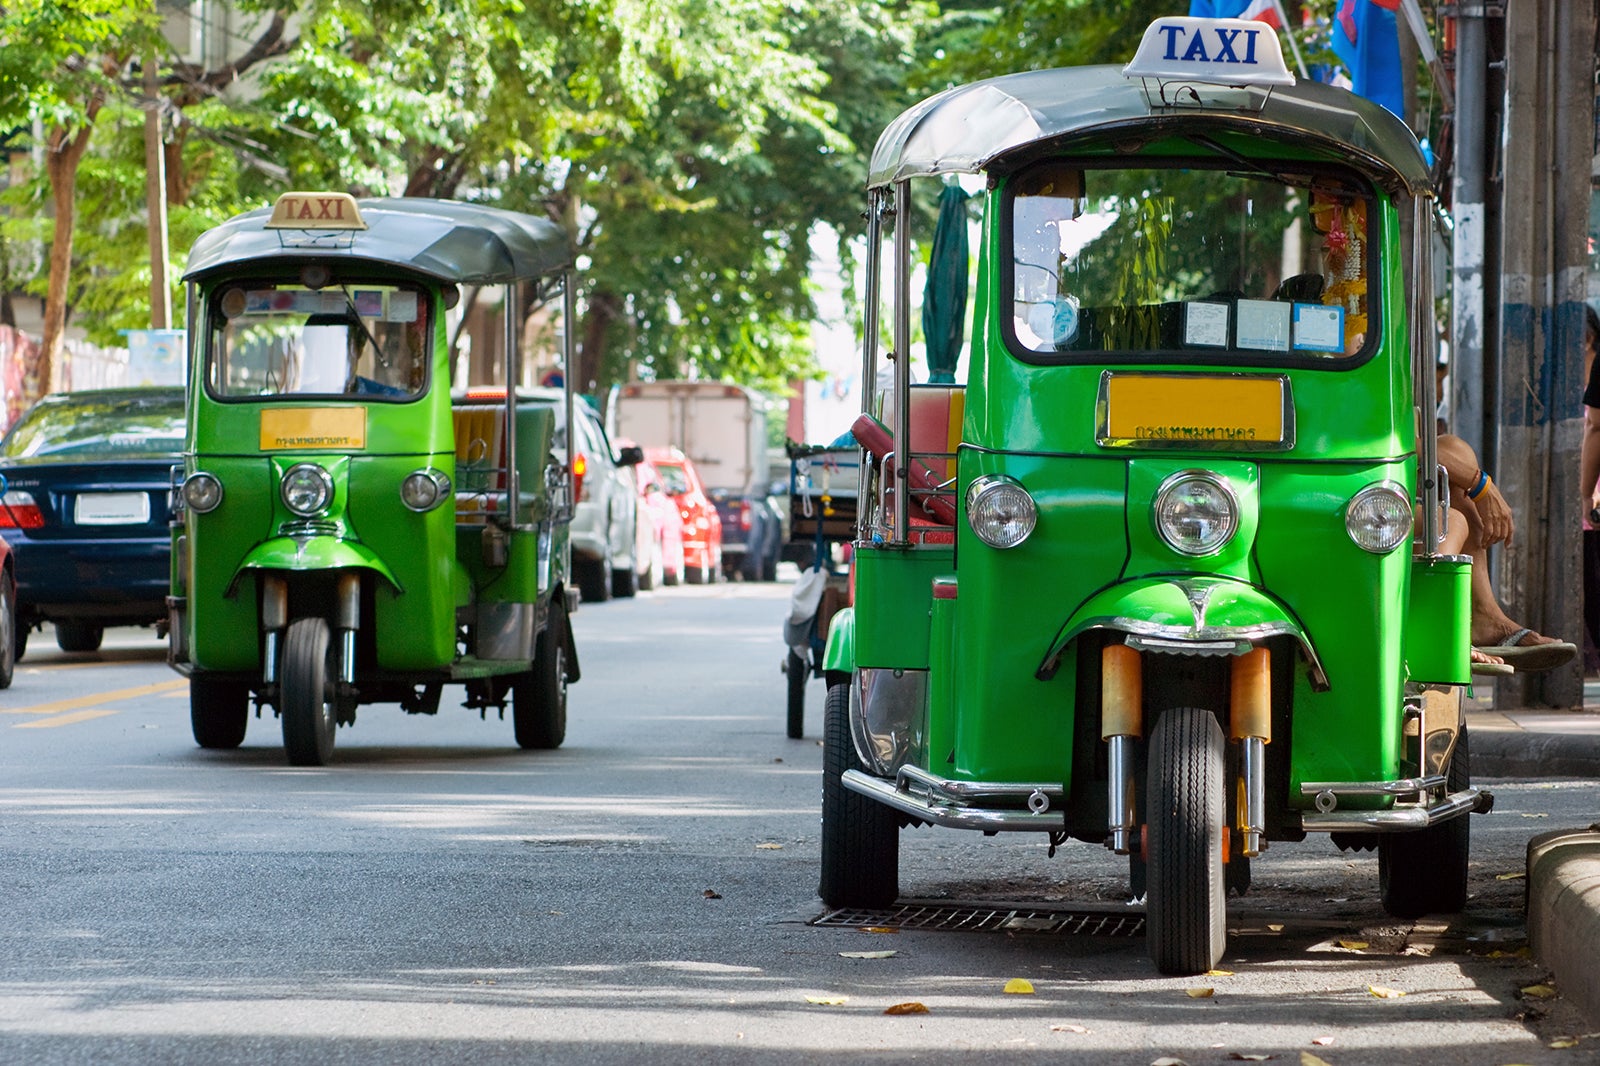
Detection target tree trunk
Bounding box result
[578,288,621,397]
[39,123,95,401]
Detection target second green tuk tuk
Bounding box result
[170,192,583,766]
[819,17,1489,975]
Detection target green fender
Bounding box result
[229,536,401,595]
[1036,575,1326,689]
[822,606,855,673]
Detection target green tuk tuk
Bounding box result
[819,16,1488,975]
[169,192,581,766]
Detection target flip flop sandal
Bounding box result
[1470,659,1514,676]
[1474,627,1579,672]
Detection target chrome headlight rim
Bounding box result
[400,468,452,513]
[964,474,1038,550]
[1345,480,1414,554]
[1153,470,1239,557]
[181,471,224,514]
[280,462,334,517]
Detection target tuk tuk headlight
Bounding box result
[281,463,334,517]
[1345,482,1413,553]
[400,468,451,512]
[1153,472,1238,556]
[965,475,1037,549]
[182,472,224,514]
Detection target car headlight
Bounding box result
[1153,472,1238,556]
[281,463,334,517]
[965,475,1037,549]
[400,468,451,512]
[1345,481,1413,553]
[182,472,224,514]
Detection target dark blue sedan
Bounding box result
[0,388,184,657]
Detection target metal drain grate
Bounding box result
[812,901,1145,938]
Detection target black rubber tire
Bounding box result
[1146,707,1227,975]
[639,537,661,592]
[55,620,104,653]
[685,561,709,585]
[1379,728,1471,919]
[0,571,15,690]
[575,555,611,603]
[785,649,807,739]
[514,602,568,749]
[819,678,898,908]
[190,676,249,749]
[13,616,27,663]
[281,616,336,766]
[611,562,638,599]
[761,544,779,582]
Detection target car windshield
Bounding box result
[207,281,430,400]
[654,463,691,495]
[1008,162,1374,362]
[1,392,185,460]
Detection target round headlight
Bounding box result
[965,475,1037,549]
[400,469,451,512]
[281,463,334,517]
[1154,472,1238,556]
[182,472,224,514]
[1345,482,1413,553]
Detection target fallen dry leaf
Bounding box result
[1051,1024,1090,1034]
[1004,978,1035,994]
[1310,1036,1335,1046]
[1229,1055,1274,1062]
[702,889,722,899]
[1520,812,1548,818]
[1521,984,1559,1000]
[839,950,897,959]
[1549,1037,1580,1049]
[884,1001,929,1015]
[1368,985,1406,999]
[1186,987,1215,998]
[805,995,847,1006]
[1151,1058,1190,1066]
[1336,939,1368,950]
[1496,870,1527,881]
[1206,969,1235,977]
[1302,1054,1334,1066]
[862,926,898,934]
[755,842,783,850]
[1268,923,1285,933]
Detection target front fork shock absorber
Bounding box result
[260,575,287,684]
[1230,646,1271,857]
[1101,643,1142,855]
[336,571,359,685]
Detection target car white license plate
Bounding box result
[75,492,151,525]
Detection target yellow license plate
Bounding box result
[260,407,367,450]
[1102,374,1287,446]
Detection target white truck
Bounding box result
[610,381,781,581]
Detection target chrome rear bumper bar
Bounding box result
[1298,786,1484,832]
[841,766,1066,832]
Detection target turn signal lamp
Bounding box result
[181,473,224,514]
[965,475,1037,549]
[1345,482,1412,553]
[573,452,588,501]
[281,463,334,517]
[1153,472,1238,556]
[400,468,451,512]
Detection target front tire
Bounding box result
[514,601,569,749]
[785,648,807,739]
[0,571,15,689]
[281,616,336,766]
[1146,706,1227,975]
[56,620,104,653]
[819,677,898,908]
[190,676,249,749]
[1379,728,1471,919]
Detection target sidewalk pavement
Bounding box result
[1464,680,1600,1025]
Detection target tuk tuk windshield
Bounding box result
[1008,162,1374,363]
[206,281,431,401]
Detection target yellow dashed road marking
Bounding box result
[3,679,186,716]
[15,709,119,729]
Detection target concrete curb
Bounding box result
[1471,728,1600,778]
[1527,826,1600,1027]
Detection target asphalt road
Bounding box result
[1,578,1595,1065]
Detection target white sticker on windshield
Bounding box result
[386,290,419,323]
[1237,299,1291,352]
[1183,301,1230,347]
[1293,303,1345,352]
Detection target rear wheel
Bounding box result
[0,572,15,689]
[575,555,611,603]
[13,617,27,663]
[611,561,638,599]
[190,676,249,749]
[281,616,336,766]
[785,648,807,739]
[1146,706,1227,975]
[1380,728,1471,918]
[56,620,104,653]
[514,601,568,749]
[819,677,898,908]
[639,536,662,591]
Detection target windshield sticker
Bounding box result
[1236,300,1291,352]
[385,290,419,323]
[1293,303,1345,352]
[1183,302,1230,347]
[353,290,384,317]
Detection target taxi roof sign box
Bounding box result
[264,192,368,231]
[1123,17,1294,88]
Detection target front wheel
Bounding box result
[819,678,898,908]
[785,649,807,739]
[190,676,250,749]
[514,601,569,749]
[1379,728,1471,919]
[1146,706,1227,975]
[281,616,336,766]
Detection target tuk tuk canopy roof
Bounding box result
[869,66,1433,196]
[183,197,571,284]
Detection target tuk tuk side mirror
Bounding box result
[617,444,644,467]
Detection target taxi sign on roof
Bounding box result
[264,191,367,231]
[1123,17,1294,88]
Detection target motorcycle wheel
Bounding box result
[191,676,249,749]
[514,600,568,749]
[1146,706,1226,975]
[281,616,336,766]
[819,677,898,908]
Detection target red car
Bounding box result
[646,447,722,584]
[628,448,685,589]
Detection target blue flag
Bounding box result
[1187,0,1282,26]
[1331,0,1404,118]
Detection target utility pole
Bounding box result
[143,47,170,330]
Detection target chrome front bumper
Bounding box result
[841,765,1066,832]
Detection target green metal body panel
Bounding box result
[822,605,855,673]
[851,546,953,669]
